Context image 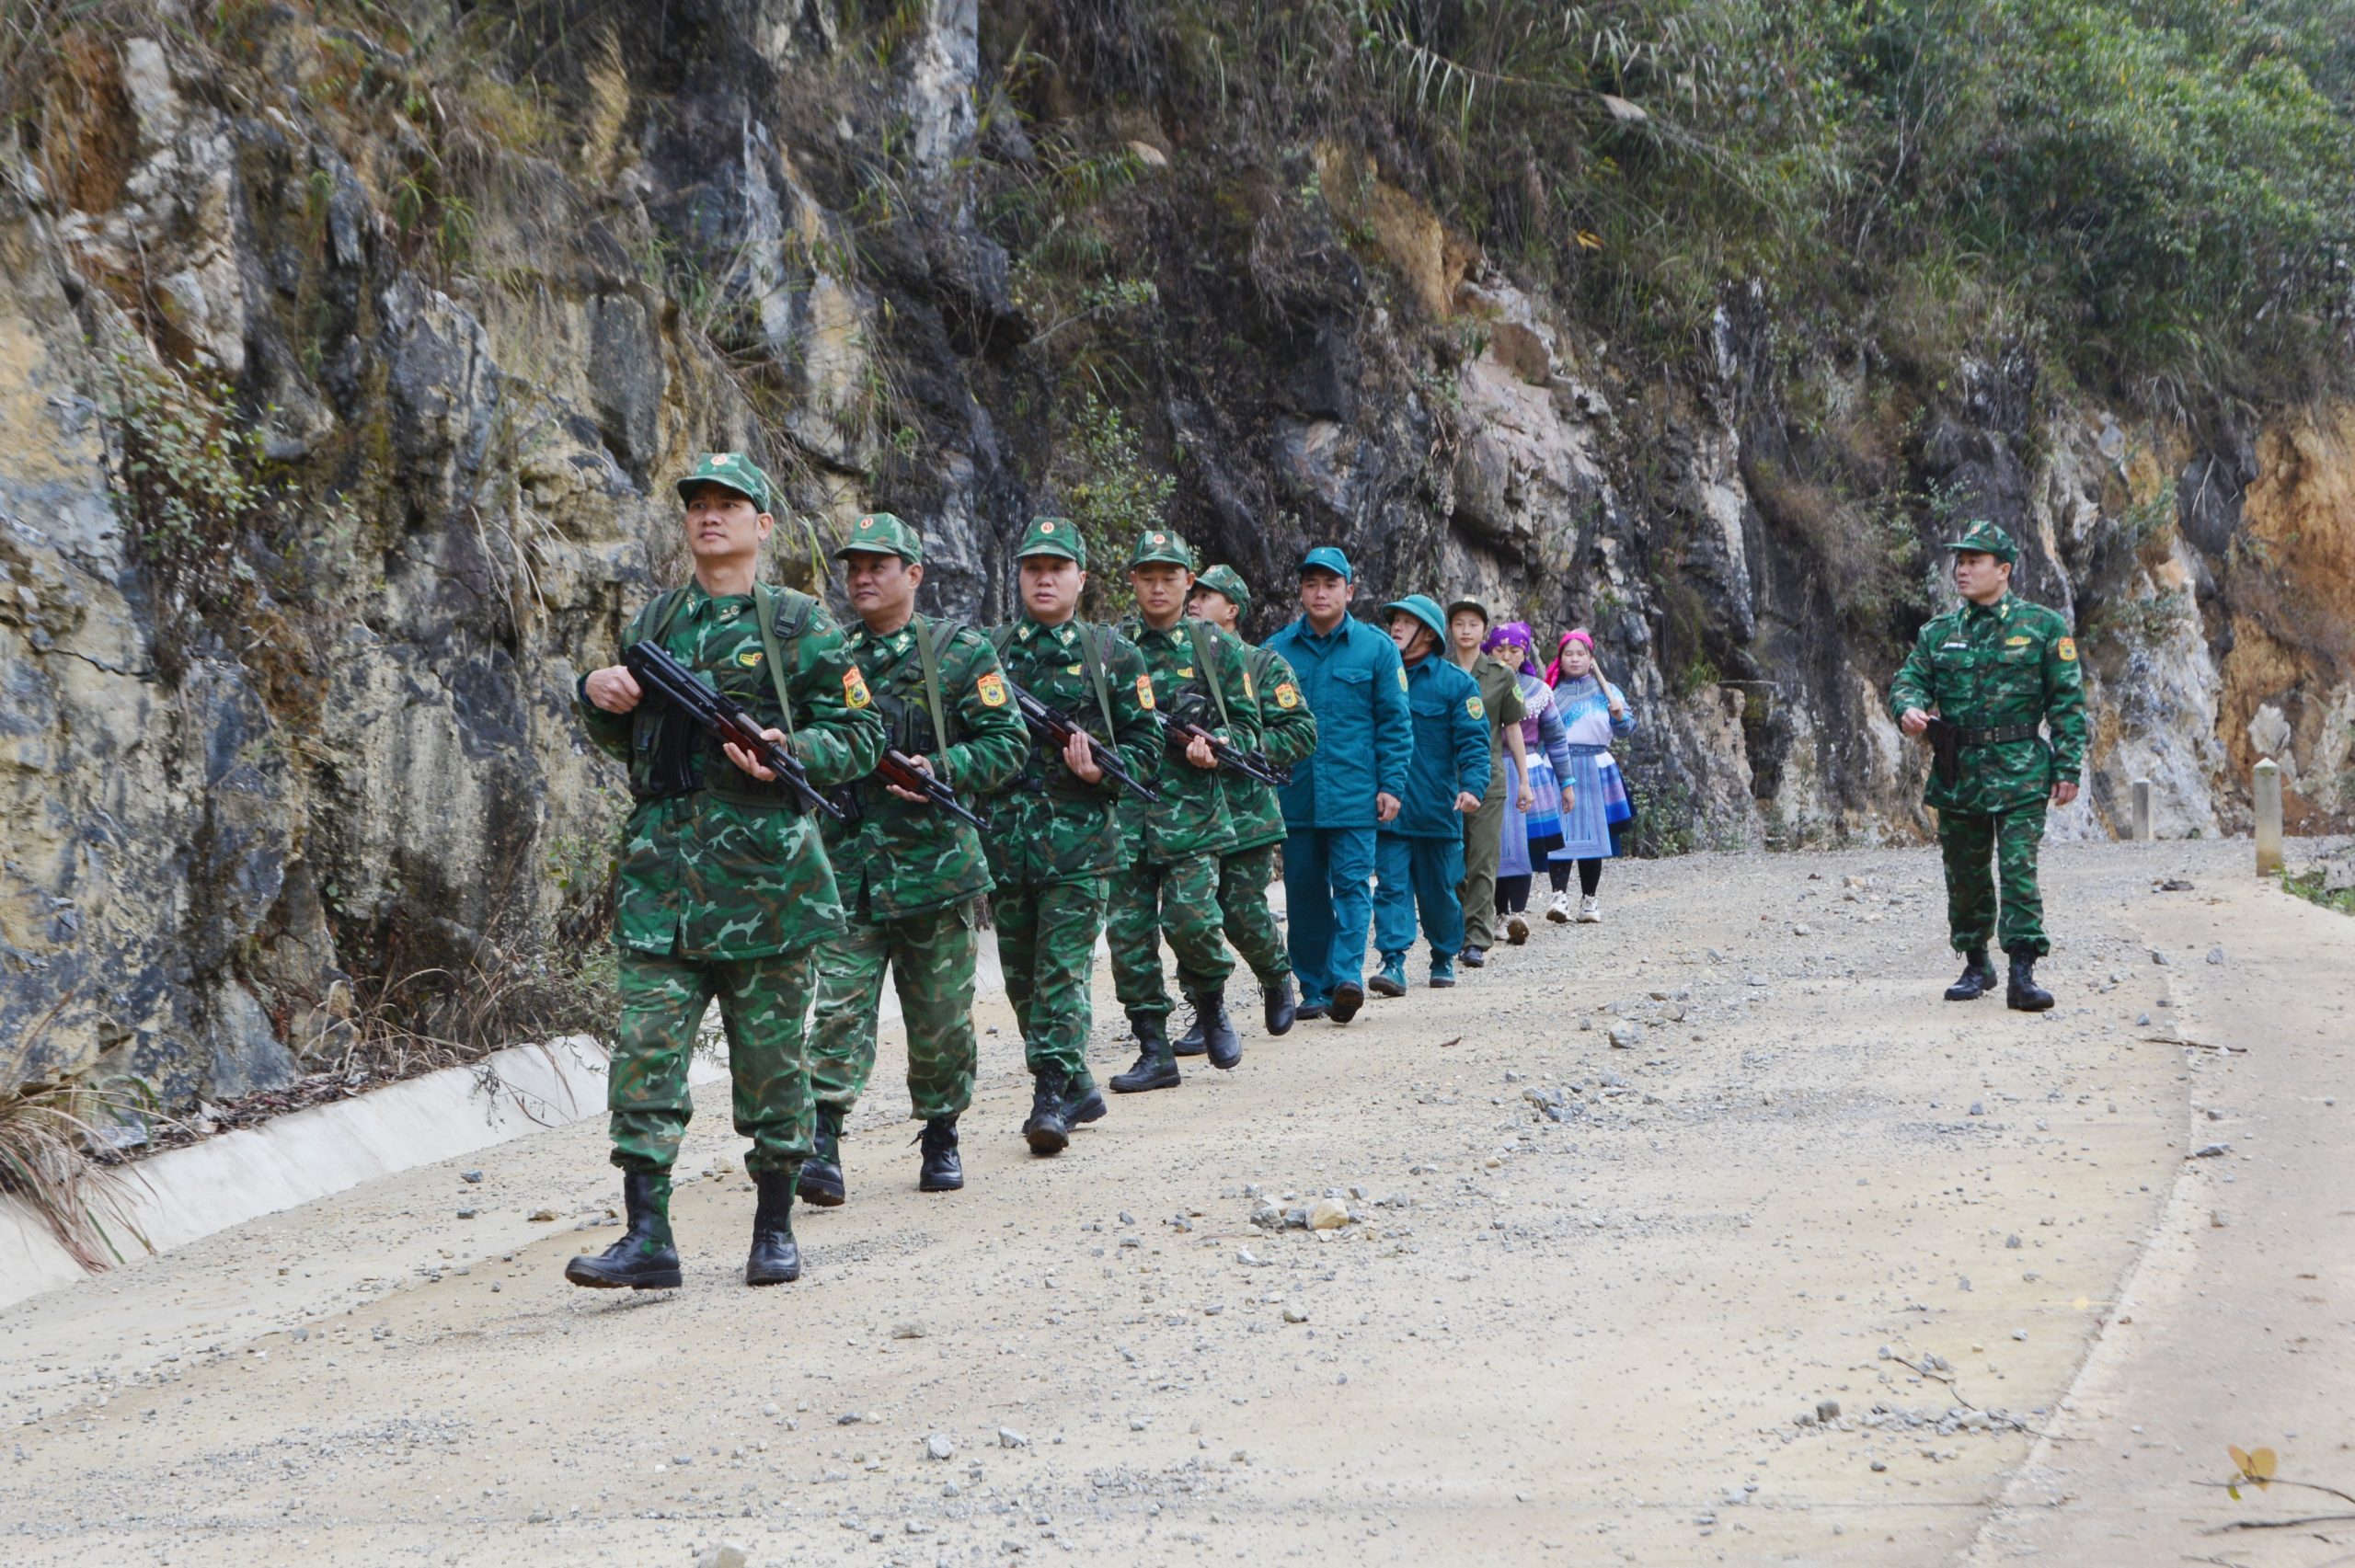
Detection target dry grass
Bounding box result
[0,1081,152,1274]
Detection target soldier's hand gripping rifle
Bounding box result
[1152,708,1286,787]
[622,640,845,821]
[872,750,986,830]
[1006,681,1160,803]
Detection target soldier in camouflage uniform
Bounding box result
[1104,530,1258,1093]
[568,452,885,1290]
[797,513,1028,1207]
[1889,520,2087,1011]
[982,518,1160,1154]
[1179,564,1319,1049]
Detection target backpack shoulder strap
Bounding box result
[913,615,956,782]
[1185,619,1232,728]
[638,586,692,648]
[752,582,811,739]
[1078,624,1119,736]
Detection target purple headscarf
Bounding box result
[1483,620,1538,675]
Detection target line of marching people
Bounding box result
[562,452,1637,1290]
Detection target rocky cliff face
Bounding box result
[3,2,2349,1105]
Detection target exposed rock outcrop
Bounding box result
[2,6,2348,1105]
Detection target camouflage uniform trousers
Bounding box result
[1937,804,2051,957]
[1109,852,1236,1018]
[807,900,981,1123]
[994,877,1108,1087]
[609,944,815,1176]
[1214,844,1291,988]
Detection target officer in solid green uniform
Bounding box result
[798,513,1028,1207]
[1104,529,1257,1092]
[1889,521,2088,1011]
[1179,564,1320,1049]
[982,518,1159,1154]
[1443,599,1528,967]
[569,452,885,1290]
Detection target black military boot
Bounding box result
[1944,949,1995,1002]
[1109,1013,1181,1093]
[797,1104,846,1207]
[1023,1068,1074,1155]
[1263,975,1298,1036]
[1191,986,1242,1070]
[564,1171,683,1290]
[916,1116,962,1192]
[1063,1073,1108,1127]
[1171,997,1208,1058]
[745,1168,801,1285]
[2005,947,2055,1012]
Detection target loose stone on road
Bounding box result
[1,840,2347,1565]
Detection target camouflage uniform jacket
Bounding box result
[1114,615,1258,864]
[578,580,885,958]
[1888,591,2087,815]
[1219,641,1319,853]
[821,612,1029,921]
[982,614,1160,887]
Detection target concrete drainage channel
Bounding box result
[0,1036,705,1310]
[0,914,1126,1310]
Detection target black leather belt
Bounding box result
[1957,722,2040,746]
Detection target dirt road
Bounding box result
[4,840,2346,1566]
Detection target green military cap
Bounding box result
[1445,598,1490,625]
[1126,526,1196,571]
[1942,519,2018,565]
[674,451,776,514]
[835,510,924,565]
[1381,593,1449,643]
[1016,515,1085,566]
[1195,563,1251,610]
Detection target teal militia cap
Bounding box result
[1194,564,1251,610]
[1127,526,1196,571]
[1943,519,2018,565]
[1382,593,1449,643]
[1299,544,1353,580]
[675,452,776,515]
[836,510,924,565]
[1016,515,1085,566]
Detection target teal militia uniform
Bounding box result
[579,578,883,1179]
[982,521,1159,1109]
[1887,522,2087,959]
[807,518,1028,1127]
[1194,566,1319,992]
[1374,596,1491,979]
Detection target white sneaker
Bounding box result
[1545,890,1574,923]
[1577,896,1602,923]
[1505,911,1530,944]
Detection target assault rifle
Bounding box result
[1006,681,1160,803]
[871,749,986,830]
[622,640,844,820]
[1152,708,1286,787]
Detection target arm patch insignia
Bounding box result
[844,667,873,708]
[977,671,1007,707]
[1136,672,1155,710]
[2056,637,2077,662]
